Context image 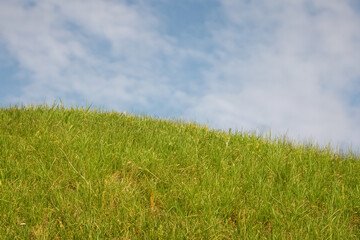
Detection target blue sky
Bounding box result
[1,0,360,153]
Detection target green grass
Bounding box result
[0,104,359,239]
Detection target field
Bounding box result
[0,104,359,239]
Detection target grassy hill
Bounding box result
[0,104,359,239]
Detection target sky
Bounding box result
[1,0,360,153]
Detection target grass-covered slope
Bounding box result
[0,104,359,239]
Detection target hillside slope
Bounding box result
[0,104,359,239]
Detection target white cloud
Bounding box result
[0,0,198,113]
[187,0,360,150]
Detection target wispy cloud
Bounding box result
[187,0,360,150]
[0,0,204,114]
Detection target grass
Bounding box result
[0,103,359,239]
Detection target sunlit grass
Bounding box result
[0,103,359,239]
